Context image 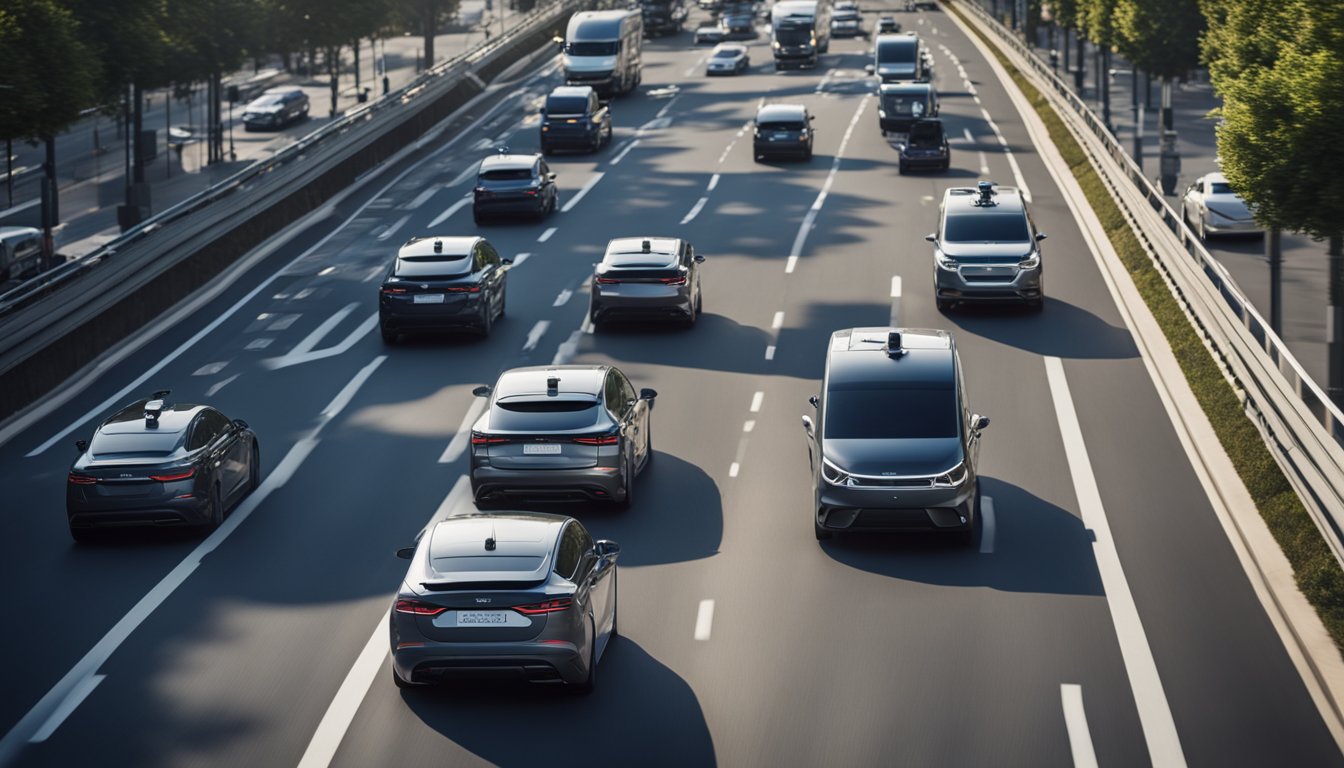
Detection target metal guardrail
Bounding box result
[0,0,577,320]
[955,0,1344,567]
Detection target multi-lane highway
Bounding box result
[1,2,1341,766]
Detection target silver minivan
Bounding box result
[927,182,1047,311]
[0,226,42,282]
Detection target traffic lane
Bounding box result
[933,5,1343,761]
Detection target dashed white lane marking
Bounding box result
[743,420,756,433]
[377,214,409,241]
[538,227,557,243]
[267,314,301,331]
[553,329,584,365]
[785,96,870,274]
[979,109,1032,201]
[707,173,720,191]
[447,165,477,189]
[561,172,604,213]
[749,391,764,413]
[655,94,679,119]
[193,361,228,376]
[317,267,336,277]
[362,266,384,283]
[785,255,799,273]
[765,345,776,360]
[1045,357,1186,767]
[963,127,974,142]
[512,252,530,266]
[245,338,272,350]
[728,462,740,478]
[1061,684,1100,768]
[771,311,785,330]
[890,275,902,326]
[29,674,104,743]
[978,151,990,175]
[979,495,996,554]
[890,276,902,297]
[205,374,240,398]
[405,185,440,209]
[681,197,709,225]
[553,288,573,307]
[694,599,715,641]
[439,397,489,464]
[522,320,550,352]
[610,139,639,165]
[428,195,471,228]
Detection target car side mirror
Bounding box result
[694,254,705,263]
[972,415,991,431]
[808,394,819,408]
[75,439,88,454]
[501,258,514,266]
[548,172,557,181]
[924,233,937,243]
[595,539,621,559]
[472,385,492,397]
[639,388,658,400]
[396,546,417,560]
[1035,232,1048,241]
[865,64,875,75]
[801,414,814,435]
[232,418,249,430]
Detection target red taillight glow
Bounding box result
[445,286,482,293]
[659,276,687,285]
[149,468,196,482]
[394,599,447,616]
[470,431,508,445]
[514,598,573,616]
[572,435,619,445]
[381,286,407,294]
[67,473,97,485]
[595,277,620,285]
[524,189,539,196]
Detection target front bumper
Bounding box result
[815,482,975,533]
[1203,215,1262,236]
[470,465,624,504]
[935,262,1043,303]
[393,640,588,686]
[706,64,741,75]
[774,50,818,67]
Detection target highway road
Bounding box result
[0,2,1340,766]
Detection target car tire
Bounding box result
[898,161,907,175]
[815,518,833,540]
[573,621,597,695]
[209,484,224,530]
[497,287,507,319]
[936,296,953,313]
[941,159,950,171]
[610,569,619,637]
[955,492,980,547]
[478,302,494,337]
[541,144,553,156]
[804,148,813,161]
[380,326,398,345]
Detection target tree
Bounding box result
[1203,0,1344,401]
[163,0,264,163]
[394,0,462,71]
[1078,0,1118,129]
[1114,0,1204,132]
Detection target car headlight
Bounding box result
[933,463,969,488]
[772,40,780,49]
[821,458,855,487]
[935,249,958,271]
[878,109,887,118]
[1019,251,1040,269]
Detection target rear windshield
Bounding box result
[89,431,182,456]
[546,96,589,115]
[758,121,805,131]
[491,400,601,431]
[943,212,1030,242]
[480,168,534,182]
[877,40,916,63]
[909,123,942,143]
[395,256,472,278]
[565,41,619,56]
[825,388,958,439]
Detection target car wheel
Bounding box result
[478,302,494,337]
[955,492,980,547]
[380,326,398,345]
[941,159,950,171]
[639,423,653,473]
[610,569,619,637]
[497,287,507,319]
[898,161,907,175]
[588,303,603,332]
[815,517,833,540]
[541,144,553,156]
[573,621,597,695]
[804,148,813,160]
[209,484,224,529]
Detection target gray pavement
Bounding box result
[0,3,1339,767]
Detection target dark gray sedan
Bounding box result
[469,365,656,508]
[589,237,705,327]
[390,512,620,691]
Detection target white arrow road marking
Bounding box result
[263,304,378,370]
[428,195,472,228]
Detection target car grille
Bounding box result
[846,477,934,488]
[959,266,1018,282]
[853,508,934,529]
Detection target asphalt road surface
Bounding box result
[0,3,1340,767]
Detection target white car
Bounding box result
[706,43,750,75]
[694,23,725,44]
[1181,172,1261,240]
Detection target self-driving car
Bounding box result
[540,86,613,154]
[928,182,1046,310]
[472,150,559,224]
[589,236,705,327]
[897,118,950,173]
[753,103,815,161]
[378,236,510,342]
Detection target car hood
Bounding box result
[939,241,1033,259]
[822,437,963,477]
[1204,194,1253,220]
[563,54,617,72]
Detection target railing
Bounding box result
[954,0,1344,567]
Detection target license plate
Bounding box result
[456,611,509,626]
[413,293,445,304]
[523,443,562,455]
[773,132,791,140]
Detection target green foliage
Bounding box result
[1203,0,1344,237]
[1113,0,1205,79]
[66,0,172,98]
[1048,0,1079,29]
[1077,0,1115,44]
[0,0,99,141]
[163,0,265,80]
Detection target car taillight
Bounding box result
[524,188,539,196]
[445,285,482,293]
[149,468,196,482]
[514,597,573,615]
[659,275,687,285]
[572,435,619,445]
[394,599,447,616]
[67,473,97,485]
[475,188,493,198]
[596,276,621,284]
[381,286,406,294]
[470,431,509,445]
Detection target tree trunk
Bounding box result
[1160,76,1173,132]
[1267,227,1282,335]
[133,82,145,182]
[40,135,57,263]
[1074,32,1085,93]
[422,0,438,71]
[354,40,362,92]
[329,46,340,117]
[1330,234,1344,406]
[1101,47,1111,132]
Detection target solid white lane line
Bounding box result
[609,139,640,165]
[439,398,489,464]
[537,227,557,243]
[29,675,104,743]
[890,276,902,297]
[890,275,903,326]
[377,215,409,241]
[694,600,715,641]
[561,172,605,213]
[743,420,755,433]
[1045,356,1187,767]
[426,475,474,536]
[1004,149,1033,202]
[771,311,785,330]
[553,288,573,307]
[522,320,550,352]
[404,185,440,210]
[1061,684,1100,768]
[785,255,799,274]
[193,361,227,376]
[707,173,720,191]
[979,495,996,554]
[319,356,388,422]
[681,197,709,225]
[205,374,240,398]
[784,97,870,275]
[428,195,472,228]
[362,266,384,283]
[749,391,764,413]
[728,462,740,478]
[295,611,391,768]
[655,95,679,120]
[765,345,776,360]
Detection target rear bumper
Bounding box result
[591,291,693,321]
[471,465,624,503]
[755,140,810,158]
[474,199,546,217]
[542,131,600,149]
[380,305,484,332]
[1203,217,1262,236]
[899,151,949,169]
[67,495,211,529]
[393,640,587,686]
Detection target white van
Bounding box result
[563,10,644,98]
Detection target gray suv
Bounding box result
[927,182,1047,311]
[802,328,989,544]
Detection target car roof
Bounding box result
[879,82,934,95]
[712,43,747,52]
[423,512,570,584]
[399,236,478,258]
[942,184,1026,214]
[757,103,807,121]
[548,85,594,99]
[827,328,955,389]
[1205,171,1229,184]
[260,87,303,96]
[100,400,202,435]
[605,236,680,255]
[494,365,608,399]
[479,153,539,171]
[0,226,40,239]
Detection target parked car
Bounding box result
[241,87,310,130]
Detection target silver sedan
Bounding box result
[706,43,750,75]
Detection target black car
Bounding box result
[241,87,310,131]
[753,103,815,161]
[802,328,988,543]
[540,86,613,154]
[473,151,559,224]
[469,365,656,509]
[589,236,705,327]
[878,82,939,134]
[898,118,950,173]
[719,10,755,39]
[379,236,510,342]
[66,391,260,541]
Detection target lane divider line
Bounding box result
[295,611,392,768]
[376,215,409,242]
[29,675,104,743]
[439,398,489,464]
[771,311,785,330]
[1061,684,1100,768]
[609,139,640,165]
[694,600,715,641]
[750,391,764,413]
[784,96,870,274]
[890,275,903,327]
[743,420,755,433]
[537,227,557,243]
[728,462,740,478]
[553,288,573,307]
[404,185,440,210]
[765,345,776,360]
[562,172,605,213]
[681,197,709,225]
[428,195,472,228]
[522,320,550,352]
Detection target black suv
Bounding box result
[802,328,988,544]
[753,103,815,161]
[540,86,613,154]
[472,151,559,224]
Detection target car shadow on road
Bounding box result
[942,297,1139,360]
[819,476,1104,596]
[401,637,717,766]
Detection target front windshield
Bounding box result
[1209,182,1235,195]
[824,387,958,440]
[944,213,1030,242]
[776,27,813,45]
[565,41,619,56]
[713,48,741,58]
[882,97,925,115]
